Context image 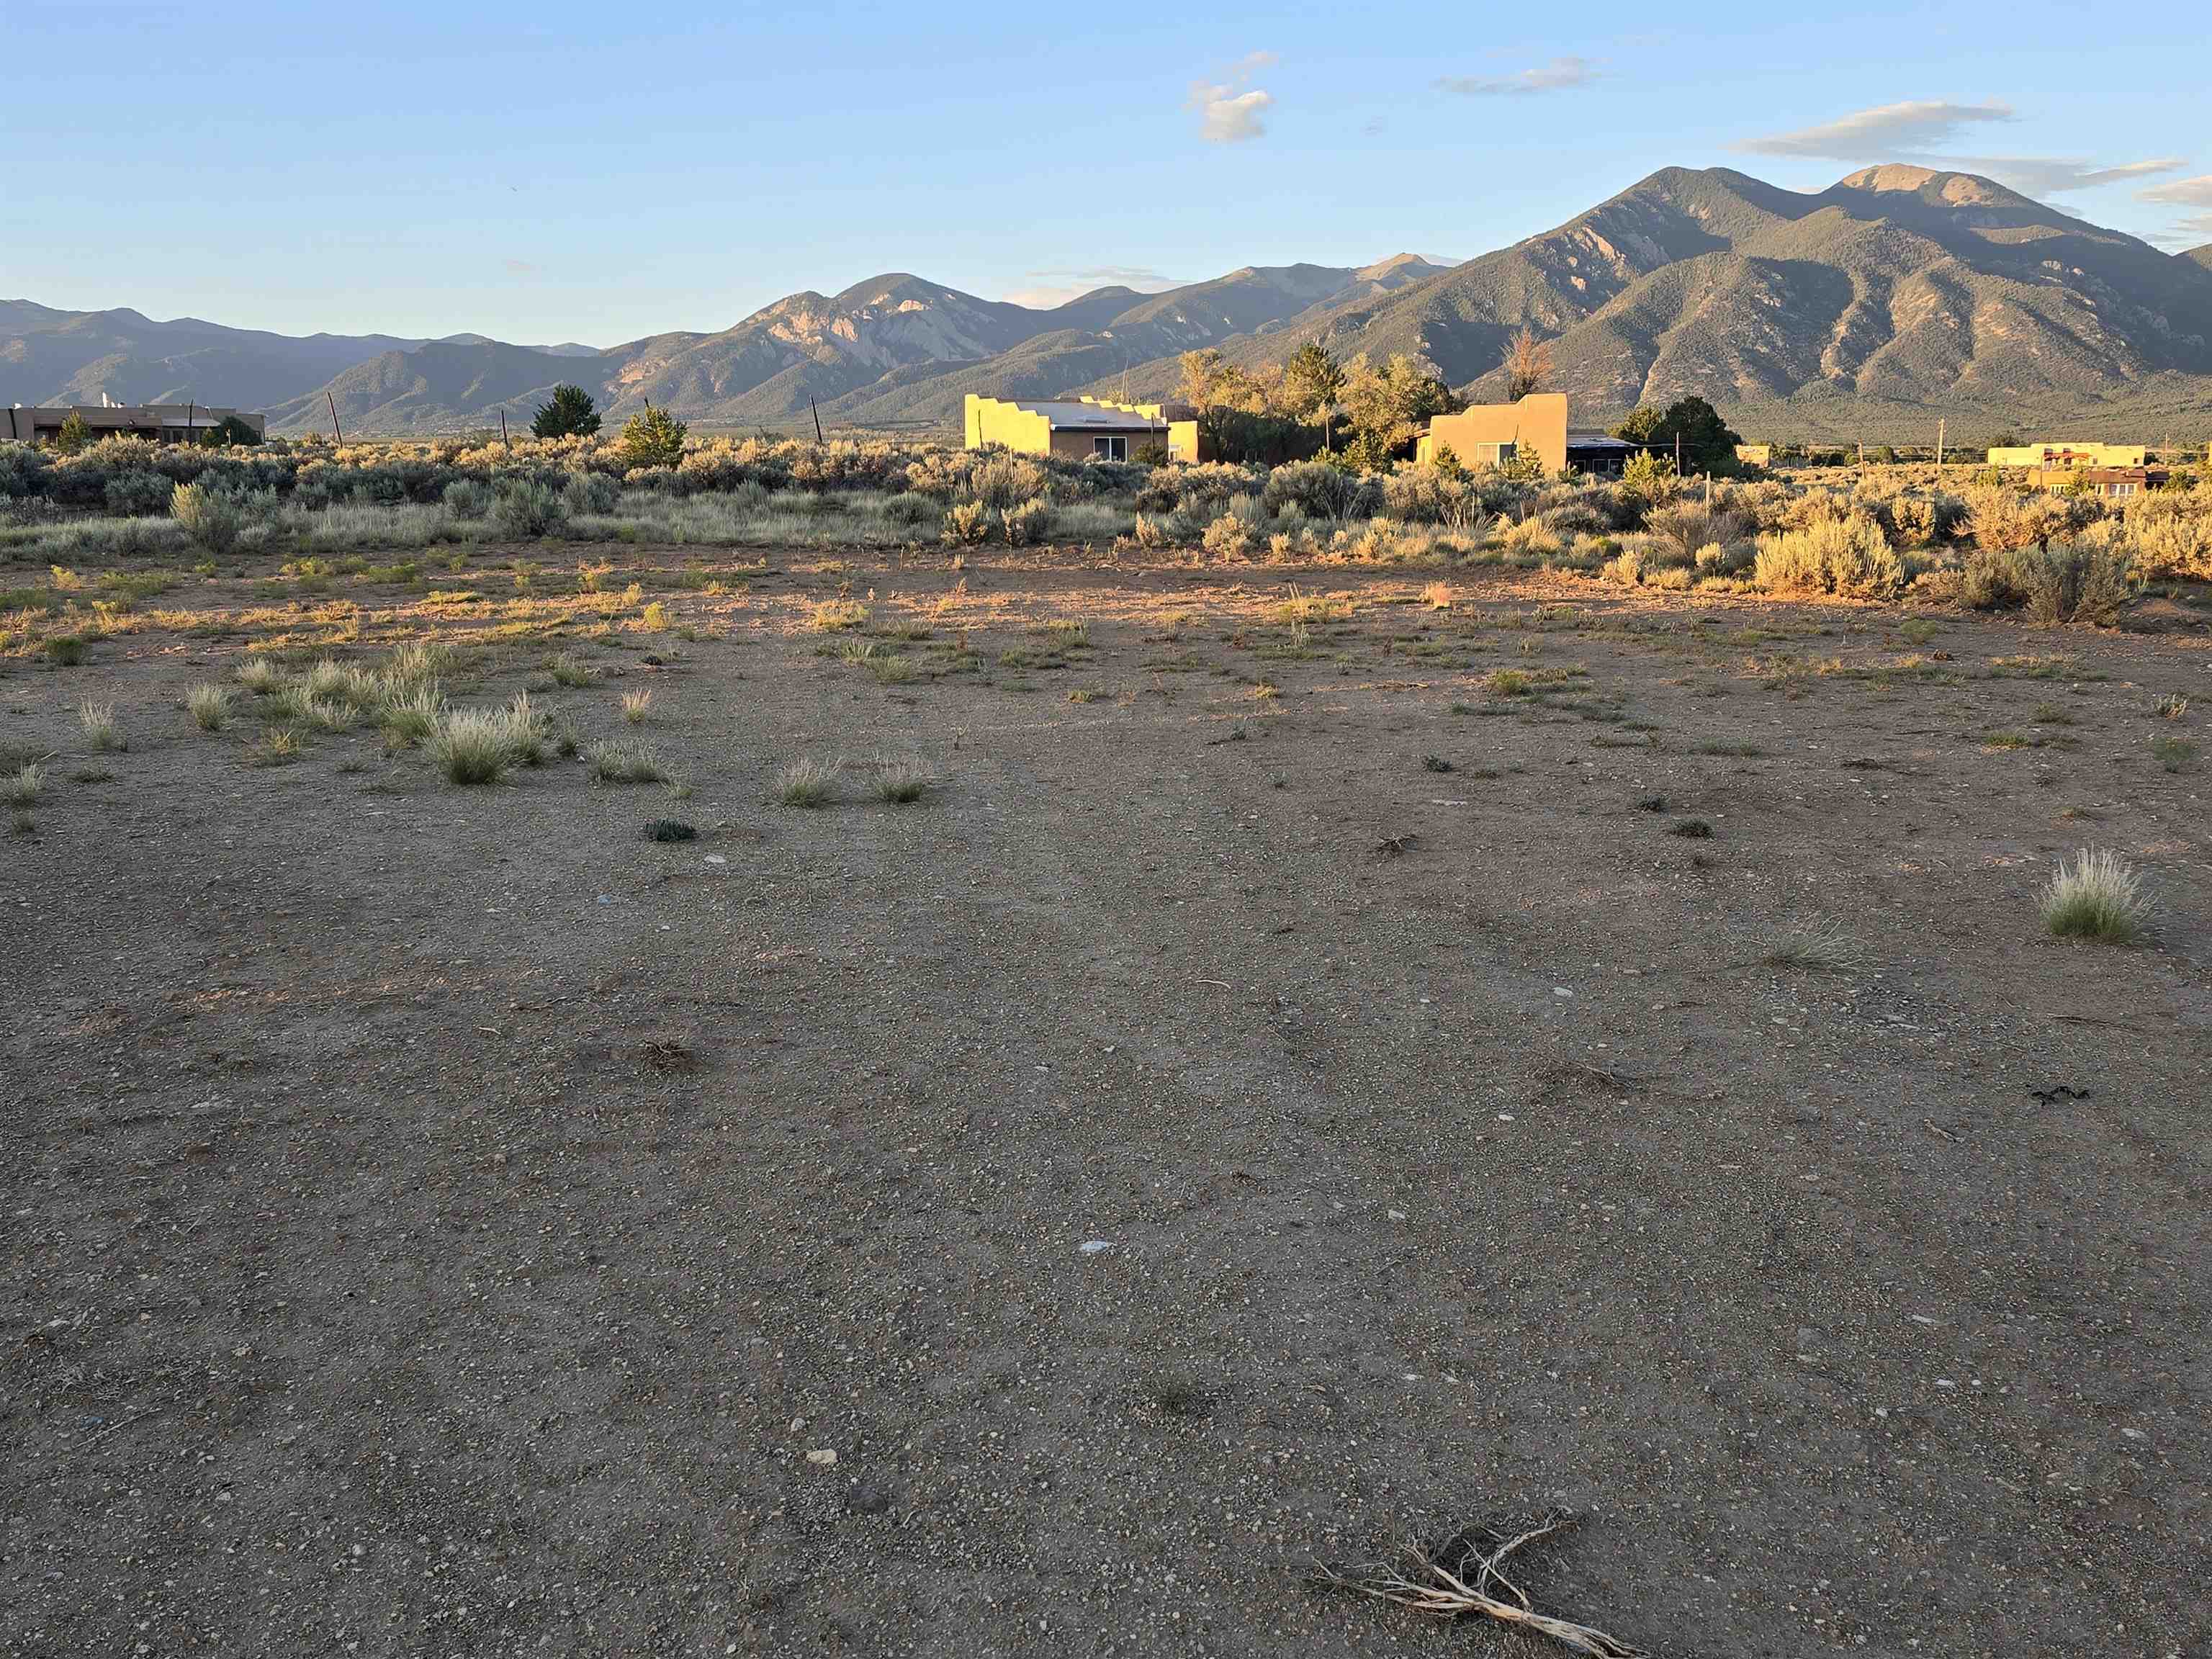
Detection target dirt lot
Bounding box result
[4,545,2208,1658]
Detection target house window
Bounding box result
[1473,441,1516,467]
[1092,435,1128,461]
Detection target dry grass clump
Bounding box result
[2039,848,2150,943]
[235,657,282,695]
[2150,734,2196,773]
[583,739,665,785]
[770,755,837,806]
[621,688,653,724]
[378,685,444,750]
[806,599,869,632]
[431,708,517,785]
[1760,919,1857,972]
[4,761,45,806]
[549,652,597,686]
[186,683,233,731]
[76,699,123,752]
[869,756,934,803]
[2154,692,2188,721]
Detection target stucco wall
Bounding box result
[1416,394,1568,475]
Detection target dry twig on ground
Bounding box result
[1315,1511,1645,1658]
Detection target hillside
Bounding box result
[1089,165,2212,439]
[9,171,2211,442]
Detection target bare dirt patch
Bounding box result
[4,546,2208,1657]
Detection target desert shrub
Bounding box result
[1645,502,1753,569]
[942,501,993,544]
[1752,512,1901,597]
[1264,460,1377,523]
[1202,513,1253,559]
[883,491,938,529]
[493,480,568,538]
[1964,485,2065,553]
[562,471,620,516]
[1001,497,1053,547]
[1619,451,1678,503]
[2122,491,2212,580]
[1888,492,1964,548]
[2040,848,2149,943]
[0,443,53,500]
[1603,547,1644,585]
[443,478,492,519]
[968,455,1051,511]
[770,755,836,806]
[1497,516,1563,559]
[1964,541,2137,625]
[170,482,240,553]
[186,683,232,731]
[104,471,174,516]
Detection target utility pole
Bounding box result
[1936,418,1945,477]
[810,397,824,446]
[327,391,343,446]
[499,409,510,451]
[186,398,195,449]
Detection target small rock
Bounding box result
[806,1448,837,1466]
[1553,986,1574,999]
[1078,1239,1115,1255]
[846,1484,891,1516]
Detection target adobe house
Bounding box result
[5,402,265,444]
[2024,465,2167,500]
[964,395,1201,462]
[1987,441,2147,470]
[1414,393,1644,476]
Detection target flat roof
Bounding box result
[1002,400,1166,430]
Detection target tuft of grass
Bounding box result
[584,739,666,786]
[256,727,304,766]
[2150,734,2197,773]
[1761,920,1857,972]
[503,691,552,765]
[431,709,515,786]
[1486,669,1533,696]
[76,699,123,752]
[639,600,671,631]
[770,755,837,806]
[1421,580,1452,611]
[45,635,90,667]
[378,684,444,750]
[2040,847,2150,944]
[3,761,45,807]
[548,652,597,687]
[806,599,869,633]
[1635,792,1668,812]
[621,688,653,724]
[235,657,282,695]
[186,683,232,732]
[2153,692,2188,721]
[1670,818,1714,839]
[869,756,933,803]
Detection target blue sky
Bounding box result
[6,1,2207,346]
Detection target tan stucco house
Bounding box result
[965,395,1200,462]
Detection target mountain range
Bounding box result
[9,166,2212,444]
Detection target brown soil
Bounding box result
[4,547,2208,1658]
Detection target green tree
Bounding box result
[1610,395,1743,475]
[207,415,261,447]
[1339,354,1461,467]
[1175,349,1267,415]
[619,405,687,469]
[55,412,90,455]
[532,384,602,440]
[1280,340,1347,449]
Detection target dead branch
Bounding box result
[1315,1511,1645,1658]
[1371,832,1420,859]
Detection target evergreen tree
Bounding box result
[619,405,687,469]
[531,384,601,439]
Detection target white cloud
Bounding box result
[1956,156,2184,196]
[2136,176,2212,245]
[1736,99,2014,159]
[1434,56,1599,97]
[2138,173,2212,207]
[1188,53,1275,143]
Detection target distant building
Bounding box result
[2023,465,2167,500]
[5,402,265,445]
[1987,441,2146,470]
[1735,444,1773,469]
[1414,394,1641,476]
[964,395,1200,462]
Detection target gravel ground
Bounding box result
[3,547,2208,1658]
